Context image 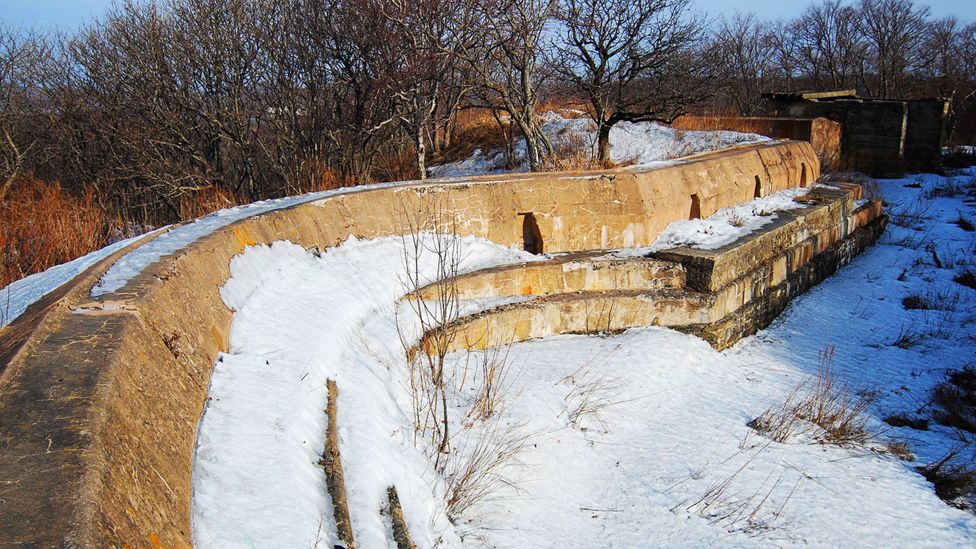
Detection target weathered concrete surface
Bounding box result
[673,116,843,171]
[764,92,949,176]
[0,141,818,547]
[416,253,686,300]
[421,185,884,354]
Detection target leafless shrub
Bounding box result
[917,449,976,509]
[397,200,463,471]
[465,345,514,422]
[444,419,530,520]
[749,346,877,447]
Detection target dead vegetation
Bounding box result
[888,197,932,230]
[748,347,884,449]
[918,450,976,510]
[931,367,976,434]
[902,288,961,311]
[397,201,463,471]
[673,442,802,536]
[0,179,116,288]
[444,419,529,520]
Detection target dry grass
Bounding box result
[551,125,600,171]
[955,271,976,290]
[917,450,976,509]
[444,419,529,520]
[559,363,622,432]
[954,213,975,232]
[888,197,933,230]
[676,443,801,536]
[926,180,967,198]
[466,345,514,422]
[931,367,976,434]
[436,109,511,167]
[902,288,961,312]
[178,185,240,221]
[0,178,116,288]
[748,347,877,447]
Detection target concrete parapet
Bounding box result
[420,185,884,355]
[673,116,843,171]
[0,141,820,546]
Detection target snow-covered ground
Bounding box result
[428,112,770,179]
[191,167,976,547]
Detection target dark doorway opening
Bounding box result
[689,194,701,220]
[800,163,808,187]
[520,212,544,254]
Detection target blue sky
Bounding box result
[1,0,974,30]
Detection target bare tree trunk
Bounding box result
[597,123,612,167]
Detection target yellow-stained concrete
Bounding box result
[0,141,820,546]
[418,189,883,355]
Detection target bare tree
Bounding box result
[793,0,867,91]
[857,0,930,99]
[0,27,50,202]
[712,13,777,116]
[381,0,472,179]
[552,0,711,165]
[455,0,557,172]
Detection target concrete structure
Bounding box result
[673,116,843,171]
[763,90,949,176]
[0,140,883,547]
[416,184,884,353]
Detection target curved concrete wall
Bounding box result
[0,141,817,546]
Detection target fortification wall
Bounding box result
[767,99,909,177]
[0,141,818,546]
[672,116,843,171]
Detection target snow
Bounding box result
[428,112,771,179]
[192,235,540,548]
[193,167,976,547]
[615,186,813,257]
[0,229,163,327]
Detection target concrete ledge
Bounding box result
[415,253,686,300]
[0,141,818,546]
[420,185,884,354]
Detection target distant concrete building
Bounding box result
[762,90,949,177]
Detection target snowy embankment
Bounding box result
[193,169,976,547]
[428,112,770,179]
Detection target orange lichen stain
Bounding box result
[521,284,533,295]
[149,533,163,548]
[232,226,256,250]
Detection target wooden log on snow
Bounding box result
[319,378,356,549]
[387,486,416,549]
